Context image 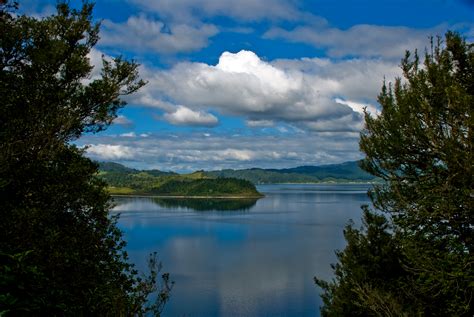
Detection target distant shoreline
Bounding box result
[254,181,378,185]
[110,194,263,199]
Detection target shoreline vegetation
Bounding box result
[110,193,264,199]
[99,161,378,198]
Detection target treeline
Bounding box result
[206,161,378,184]
[151,178,262,197]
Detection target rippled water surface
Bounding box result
[112,184,371,317]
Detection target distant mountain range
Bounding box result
[99,160,377,185]
[206,161,377,184]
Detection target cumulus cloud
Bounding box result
[264,24,447,59]
[133,50,400,131]
[79,131,362,171]
[163,106,219,127]
[85,144,135,160]
[100,15,218,54]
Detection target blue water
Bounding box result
[112,184,371,317]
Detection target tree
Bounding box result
[316,32,473,316]
[315,207,410,316]
[0,1,171,315]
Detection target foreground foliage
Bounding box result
[316,32,473,316]
[0,2,171,315]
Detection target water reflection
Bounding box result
[152,198,258,211]
[112,184,372,317]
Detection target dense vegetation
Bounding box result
[315,32,473,316]
[206,160,378,184]
[0,2,171,315]
[99,163,262,197]
[152,178,262,197]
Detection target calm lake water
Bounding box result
[112,184,371,317]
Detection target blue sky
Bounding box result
[24,0,473,171]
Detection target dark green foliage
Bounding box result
[152,178,262,197]
[317,32,473,316]
[0,1,171,315]
[315,207,410,316]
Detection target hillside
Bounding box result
[97,163,262,197]
[98,161,377,193]
[206,161,377,184]
[150,178,262,197]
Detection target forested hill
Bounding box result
[99,162,177,177]
[98,161,377,192]
[205,161,378,184]
[97,162,262,197]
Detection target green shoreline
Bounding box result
[111,194,264,199]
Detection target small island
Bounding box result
[99,162,263,198]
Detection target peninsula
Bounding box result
[99,162,263,198]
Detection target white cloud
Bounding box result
[163,106,218,126]
[264,24,448,59]
[335,98,379,117]
[79,131,362,171]
[216,149,254,161]
[85,144,135,160]
[100,15,218,54]
[246,119,274,127]
[120,132,137,137]
[113,115,134,128]
[134,50,400,131]
[302,113,364,132]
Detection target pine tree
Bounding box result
[0,1,171,315]
[316,32,473,316]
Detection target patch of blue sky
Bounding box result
[22,0,474,170]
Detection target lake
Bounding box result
[112,184,371,317]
